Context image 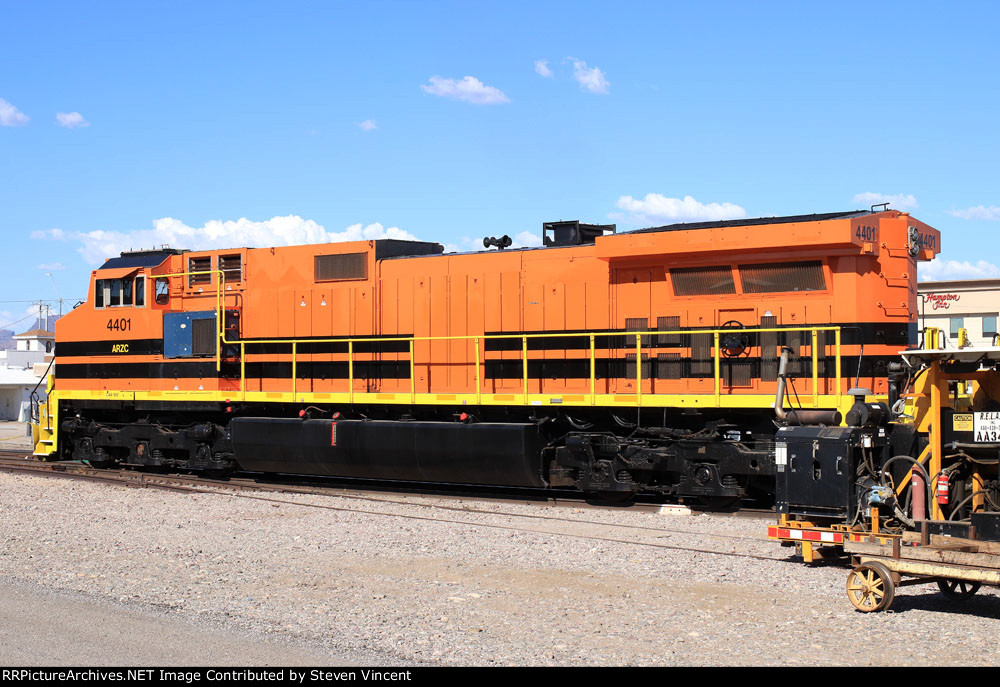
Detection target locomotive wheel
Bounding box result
[936,579,981,600]
[86,448,113,469]
[203,467,234,480]
[846,562,895,612]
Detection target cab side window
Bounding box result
[122,277,133,305]
[95,274,147,308]
[109,280,122,307]
[155,278,170,305]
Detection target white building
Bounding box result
[0,329,51,421]
[918,278,1000,348]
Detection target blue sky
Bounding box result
[2,1,999,329]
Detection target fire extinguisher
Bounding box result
[938,473,950,506]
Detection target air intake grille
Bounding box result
[670,266,736,296]
[188,257,211,286]
[219,254,242,283]
[657,316,681,346]
[739,261,825,293]
[192,318,216,356]
[315,253,367,281]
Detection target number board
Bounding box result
[974,412,1000,442]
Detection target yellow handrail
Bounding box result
[635,333,643,402]
[812,329,819,407]
[474,337,481,404]
[522,336,528,405]
[589,334,596,404]
[409,340,415,404]
[713,331,721,405]
[154,267,227,372]
[221,324,843,345]
[225,325,843,408]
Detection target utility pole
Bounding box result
[45,272,63,319]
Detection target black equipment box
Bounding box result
[971,512,1000,542]
[775,425,889,519]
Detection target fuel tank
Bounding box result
[230,418,548,488]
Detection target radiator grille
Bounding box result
[625,317,651,347]
[739,261,825,293]
[723,359,753,387]
[656,353,682,380]
[625,353,651,380]
[657,316,681,346]
[690,333,712,376]
[670,266,736,296]
[192,318,216,356]
[315,252,367,281]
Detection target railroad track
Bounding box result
[0,450,772,517]
[0,452,780,562]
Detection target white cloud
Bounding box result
[615,194,746,225]
[852,192,918,211]
[445,231,541,252]
[0,98,29,127]
[38,262,65,271]
[32,215,421,266]
[534,59,553,78]
[570,59,609,94]
[358,119,377,132]
[31,228,66,241]
[513,231,541,247]
[421,76,510,105]
[56,111,89,128]
[948,205,1000,221]
[919,258,1000,281]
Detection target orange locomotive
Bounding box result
[33,209,940,502]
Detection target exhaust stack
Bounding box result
[774,346,842,426]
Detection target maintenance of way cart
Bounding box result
[768,333,1000,612]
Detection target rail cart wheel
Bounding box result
[936,579,981,601]
[846,562,895,612]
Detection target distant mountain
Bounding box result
[0,316,60,351]
[26,316,60,333]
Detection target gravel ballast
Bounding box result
[2,471,999,666]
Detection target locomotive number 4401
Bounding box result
[855,225,877,242]
[107,317,131,332]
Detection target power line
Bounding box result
[0,299,83,304]
[0,313,39,331]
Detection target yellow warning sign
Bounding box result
[953,413,973,432]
